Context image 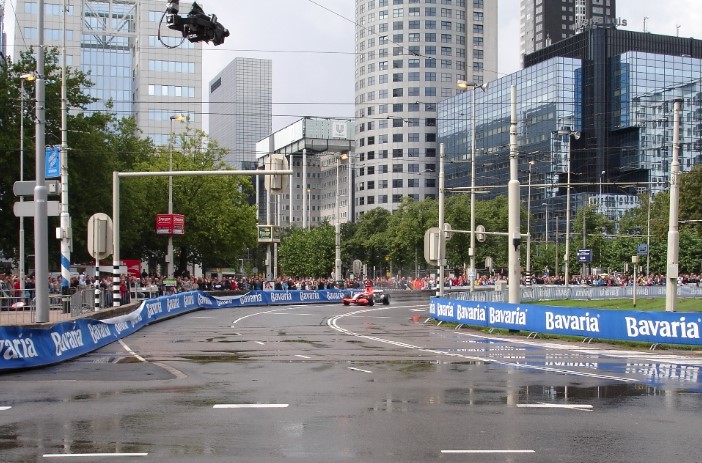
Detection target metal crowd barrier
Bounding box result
[450,284,702,303]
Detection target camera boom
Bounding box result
[165,1,229,46]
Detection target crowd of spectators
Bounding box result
[3,269,701,311]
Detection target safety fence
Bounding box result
[0,285,163,326]
[448,284,702,303]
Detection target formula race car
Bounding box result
[342,285,390,306]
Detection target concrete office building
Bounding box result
[353,0,498,218]
[13,0,202,145]
[209,57,272,170]
[439,27,702,243]
[520,0,618,59]
[256,118,355,228]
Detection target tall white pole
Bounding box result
[302,148,307,230]
[508,85,521,304]
[19,78,28,293]
[469,88,476,292]
[167,118,175,277]
[665,98,682,312]
[646,192,652,275]
[526,161,534,283]
[438,143,446,298]
[60,0,71,294]
[334,155,342,281]
[34,0,50,323]
[564,137,572,287]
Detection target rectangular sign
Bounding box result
[13,200,60,217]
[155,214,185,236]
[257,225,280,243]
[14,180,61,196]
[45,146,60,179]
[577,249,592,263]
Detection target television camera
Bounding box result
[164,1,229,46]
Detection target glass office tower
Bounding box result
[439,27,702,242]
[14,0,202,145]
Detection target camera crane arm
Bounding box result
[160,0,229,47]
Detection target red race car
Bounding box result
[342,284,390,306]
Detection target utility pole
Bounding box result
[507,85,521,304]
[665,99,683,312]
[59,0,72,298]
[34,0,49,323]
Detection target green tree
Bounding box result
[386,197,438,275]
[127,128,257,273]
[278,224,335,278]
[343,207,392,278]
[0,48,124,269]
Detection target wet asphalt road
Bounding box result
[2,300,702,462]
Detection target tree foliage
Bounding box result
[125,128,257,273]
[278,224,335,277]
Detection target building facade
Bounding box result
[353,0,498,219]
[209,57,272,170]
[256,118,355,229]
[13,0,202,145]
[520,0,617,59]
[439,27,702,242]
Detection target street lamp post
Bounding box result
[307,186,312,230]
[542,202,549,276]
[556,129,580,287]
[335,152,348,281]
[18,73,35,293]
[457,80,488,292]
[167,114,185,277]
[599,170,605,215]
[526,160,536,284]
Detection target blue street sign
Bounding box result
[577,249,592,263]
[45,146,60,178]
[637,243,648,256]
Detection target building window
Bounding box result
[393,179,403,188]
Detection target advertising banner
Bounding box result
[429,298,702,346]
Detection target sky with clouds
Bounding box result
[4,0,702,130]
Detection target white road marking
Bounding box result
[0,406,11,411]
[190,316,213,319]
[118,340,187,379]
[410,309,425,312]
[348,366,373,374]
[518,403,593,411]
[118,339,146,363]
[43,453,148,458]
[295,354,312,359]
[441,450,535,454]
[213,404,289,409]
[254,341,265,345]
[327,307,638,383]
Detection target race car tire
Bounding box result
[382,294,390,305]
[368,298,374,306]
[343,301,350,306]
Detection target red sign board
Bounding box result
[120,259,142,277]
[156,214,186,236]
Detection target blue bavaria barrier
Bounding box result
[430,297,702,346]
[0,290,352,371]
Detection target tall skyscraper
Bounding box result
[13,0,202,145]
[209,57,273,170]
[353,0,497,218]
[520,0,617,59]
